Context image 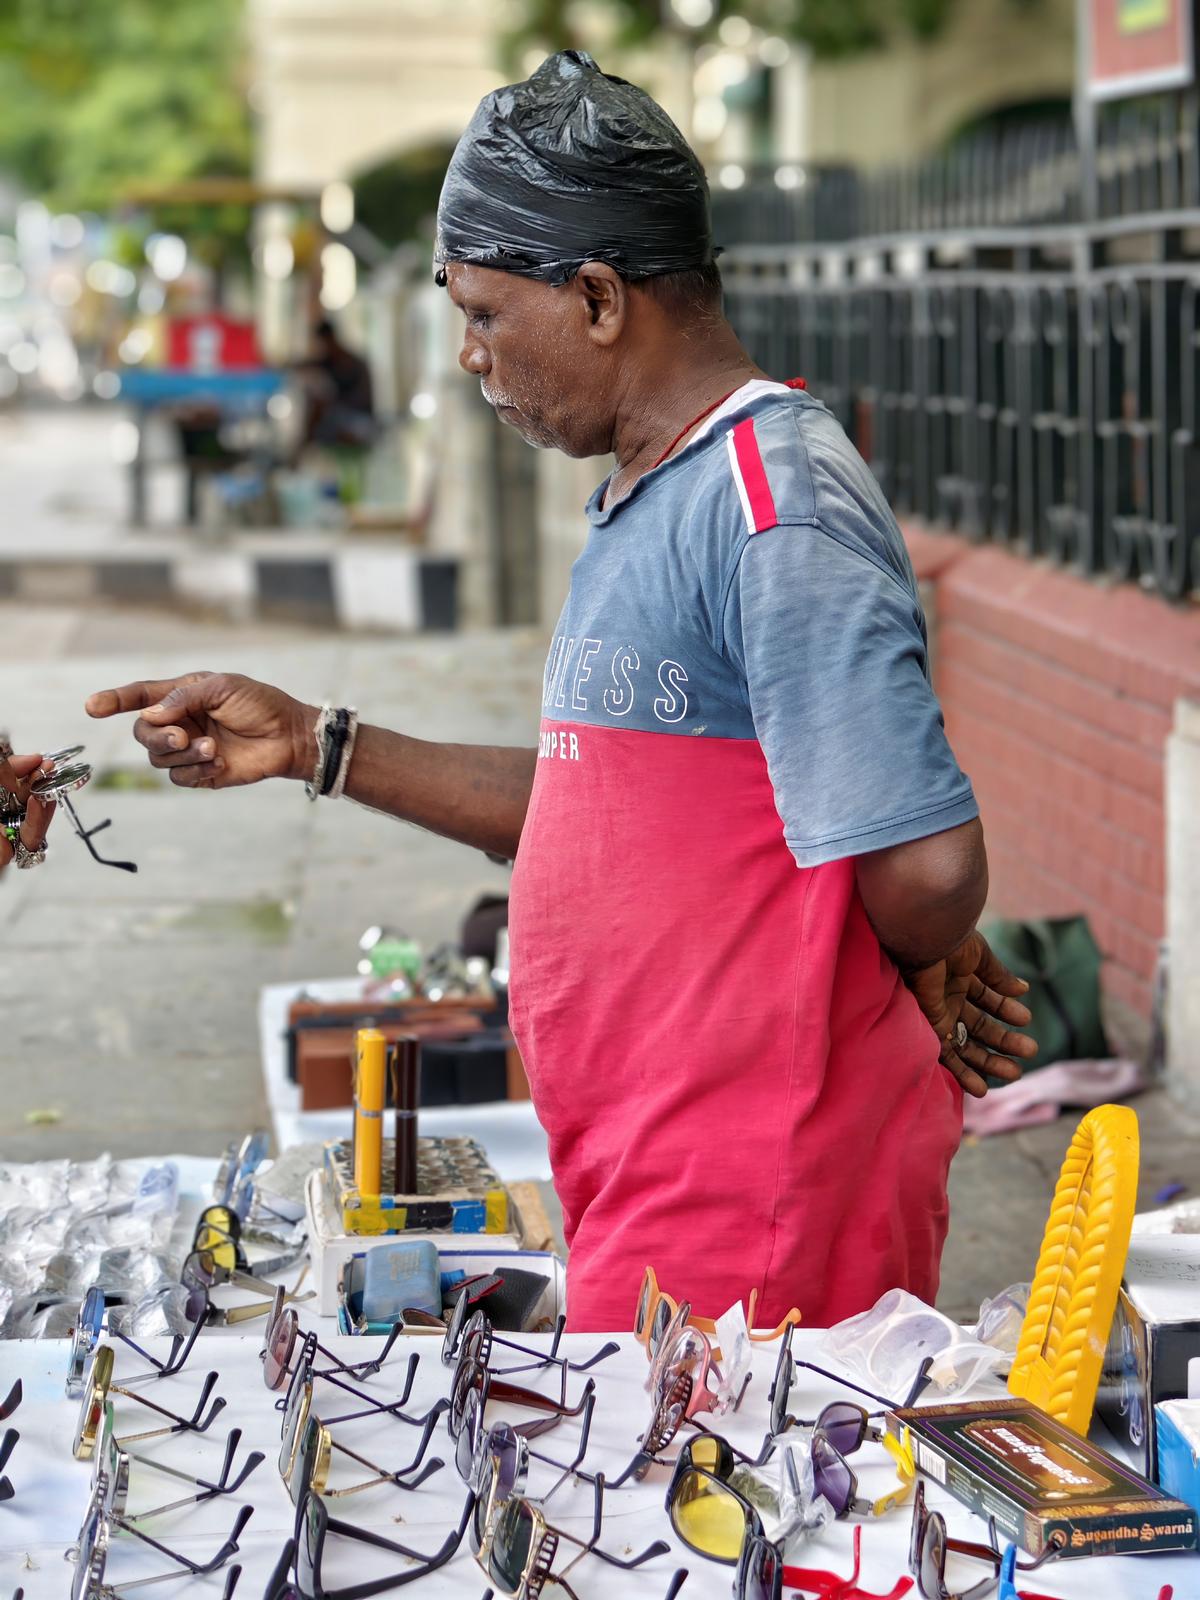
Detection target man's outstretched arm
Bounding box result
[85,672,536,861]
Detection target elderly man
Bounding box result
[87,53,1034,1332]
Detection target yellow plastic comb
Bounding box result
[1007,1103,1139,1435]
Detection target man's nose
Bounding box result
[459,334,489,377]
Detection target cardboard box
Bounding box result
[1096,1233,1200,1477]
[1156,1400,1200,1516]
[887,1396,1198,1559]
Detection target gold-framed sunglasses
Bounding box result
[72,1345,226,1460]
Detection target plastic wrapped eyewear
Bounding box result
[91,1398,262,1524]
[73,1345,225,1459]
[635,1266,800,1364]
[474,1475,673,1599]
[68,1484,248,1600]
[0,1430,17,1503]
[442,1293,617,1379]
[648,1315,750,1423]
[264,1489,475,1600]
[262,1292,405,1391]
[67,1285,205,1394]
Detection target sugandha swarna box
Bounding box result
[887,1396,1198,1558]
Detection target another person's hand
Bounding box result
[903,930,1038,1098]
[85,672,318,790]
[0,751,57,870]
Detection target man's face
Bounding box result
[442,263,603,455]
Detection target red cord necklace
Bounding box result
[649,375,807,471]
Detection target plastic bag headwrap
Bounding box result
[435,50,715,286]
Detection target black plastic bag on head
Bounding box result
[435,49,715,286]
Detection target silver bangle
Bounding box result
[304,705,332,803]
[328,710,359,800]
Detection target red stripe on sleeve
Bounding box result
[731,417,779,534]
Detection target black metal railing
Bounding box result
[717,94,1200,600]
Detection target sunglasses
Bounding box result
[0,1430,17,1503]
[744,1524,914,1600]
[279,1357,445,1504]
[442,1292,617,1378]
[474,1474,673,1599]
[262,1290,405,1392]
[648,1311,749,1425]
[908,1483,1065,1600]
[447,1319,594,1444]
[181,1249,313,1327]
[72,1345,225,1460]
[766,1325,935,1448]
[68,1483,249,1600]
[26,755,138,873]
[0,1382,19,1422]
[66,1285,206,1394]
[264,1489,475,1600]
[91,1398,262,1524]
[665,1433,801,1566]
[454,1376,597,1507]
[213,1131,270,1206]
[635,1266,800,1363]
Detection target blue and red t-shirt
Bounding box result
[507,381,976,1333]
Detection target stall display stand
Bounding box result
[259,978,553,1179]
[1,1328,1193,1598]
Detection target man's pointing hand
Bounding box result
[85,672,318,790]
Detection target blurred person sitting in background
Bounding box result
[293,317,376,454]
[0,736,56,873]
[86,53,1036,1334]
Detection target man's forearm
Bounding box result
[343,724,536,859]
[855,816,989,971]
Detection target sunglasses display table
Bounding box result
[0,1328,1194,1599]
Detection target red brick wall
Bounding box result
[903,527,1200,1019]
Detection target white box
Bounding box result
[305,1167,535,1316]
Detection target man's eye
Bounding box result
[468,312,492,331]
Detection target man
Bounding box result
[294,318,376,452]
[87,53,1035,1332]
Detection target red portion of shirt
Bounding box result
[508,718,963,1333]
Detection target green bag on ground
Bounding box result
[981,915,1109,1072]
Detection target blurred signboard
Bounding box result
[166,314,262,373]
[1086,0,1195,98]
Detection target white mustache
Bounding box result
[481,383,519,410]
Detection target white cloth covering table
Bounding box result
[0,1328,1193,1599]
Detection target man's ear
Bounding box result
[574,263,627,346]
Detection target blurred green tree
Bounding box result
[504,0,1038,66]
[0,0,251,256]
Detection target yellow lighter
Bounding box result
[353,1028,386,1198]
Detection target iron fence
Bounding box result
[716,92,1200,599]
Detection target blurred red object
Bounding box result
[166,314,262,372]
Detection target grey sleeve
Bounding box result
[722,520,979,867]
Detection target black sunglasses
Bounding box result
[265,1490,476,1600]
[442,1295,618,1378]
[447,1328,594,1445]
